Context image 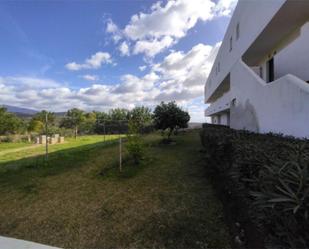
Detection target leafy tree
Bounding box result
[80,111,97,134]
[28,119,44,134]
[128,106,152,132]
[96,109,129,134]
[94,111,109,134]
[0,107,24,135]
[153,101,190,140]
[33,110,56,125]
[126,119,145,164]
[32,110,56,136]
[61,108,85,139]
[108,108,129,121]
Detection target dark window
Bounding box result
[218,62,220,72]
[259,66,263,78]
[229,36,233,52]
[267,57,274,82]
[217,115,221,125]
[231,98,236,106]
[236,23,240,40]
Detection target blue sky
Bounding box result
[0,0,236,122]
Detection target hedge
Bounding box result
[200,124,309,248]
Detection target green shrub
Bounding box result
[200,126,233,172]
[126,120,145,164]
[126,135,144,164]
[249,143,309,248]
[200,124,309,248]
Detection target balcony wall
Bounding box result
[205,92,231,116]
[230,59,309,138]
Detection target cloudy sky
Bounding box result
[0,0,237,122]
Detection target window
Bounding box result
[218,62,220,72]
[267,57,274,82]
[236,23,240,40]
[259,66,263,78]
[231,98,236,106]
[229,36,233,52]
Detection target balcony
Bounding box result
[205,92,231,116]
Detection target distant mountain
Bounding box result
[1,105,38,115]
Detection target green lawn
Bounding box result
[0,135,122,165]
[0,130,231,248]
[0,142,31,151]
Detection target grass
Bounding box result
[0,130,231,249]
[0,135,121,165]
[0,142,31,151]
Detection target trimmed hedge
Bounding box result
[200,124,309,248]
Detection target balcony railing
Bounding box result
[205,92,231,116]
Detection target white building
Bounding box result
[204,0,309,138]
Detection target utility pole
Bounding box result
[45,112,48,161]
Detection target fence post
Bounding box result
[103,121,106,142]
[119,137,122,172]
[45,113,48,161]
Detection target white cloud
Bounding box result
[106,19,118,33]
[154,42,221,89]
[133,36,174,57]
[124,0,215,41]
[1,42,220,121]
[0,76,61,89]
[65,51,112,71]
[106,0,236,57]
[124,0,215,57]
[82,74,98,81]
[118,41,130,56]
[215,0,238,16]
[139,65,147,71]
[113,72,159,94]
[106,19,122,43]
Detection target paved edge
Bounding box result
[0,236,61,249]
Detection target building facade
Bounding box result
[204,0,309,138]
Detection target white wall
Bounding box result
[210,112,229,126]
[205,91,231,116]
[211,115,219,125]
[205,0,286,102]
[230,60,309,138]
[220,112,230,126]
[275,22,309,82]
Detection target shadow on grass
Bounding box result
[0,139,119,193]
[99,156,154,180]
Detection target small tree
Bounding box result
[153,101,190,140]
[80,111,97,134]
[0,107,24,135]
[61,108,85,139]
[33,110,55,125]
[32,111,56,141]
[129,106,152,132]
[126,118,144,164]
[28,119,44,134]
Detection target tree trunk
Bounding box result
[167,128,173,140]
[74,126,78,140]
